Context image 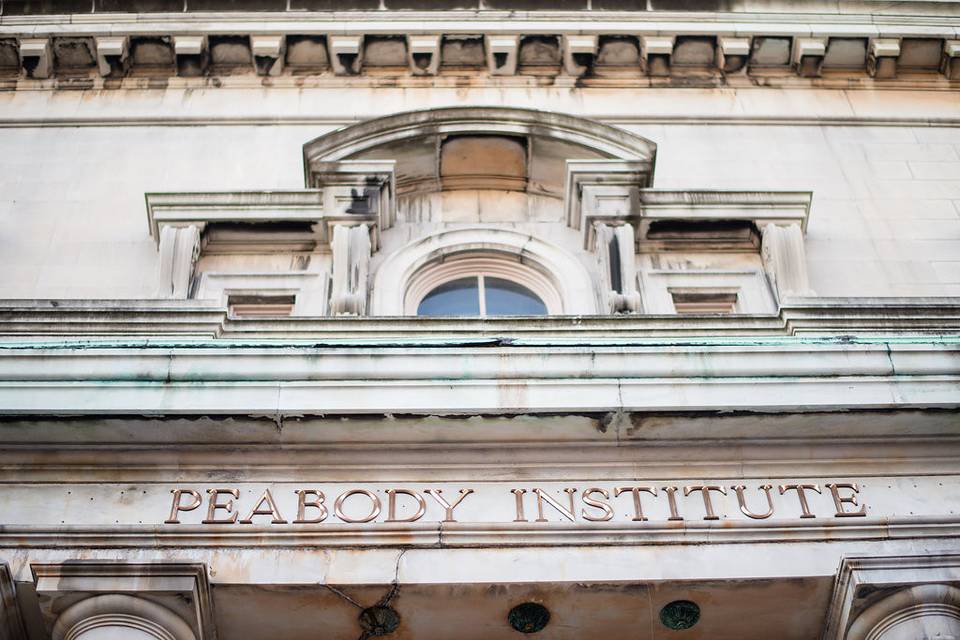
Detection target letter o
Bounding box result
[334,489,382,523]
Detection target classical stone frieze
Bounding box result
[1,13,959,84]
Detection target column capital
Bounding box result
[33,563,215,640]
[823,554,960,640]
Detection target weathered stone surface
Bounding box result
[188,0,286,9]
[440,135,528,191]
[386,0,477,7]
[672,36,716,67]
[130,37,175,67]
[596,36,641,66]
[518,36,561,66]
[0,0,92,14]
[823,37,867,69]
[483,0,587,8]
[899,37,944,69]
[749,36,792,67]
[288,0,379,8]
[97,0,181,9]
[209,35,253,68]
[284,36,328,70]
[52,37,96,71]
[363,36,407,68]
[0,40,19,72]
[440,36,485,67]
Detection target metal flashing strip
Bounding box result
[0,334,958,349]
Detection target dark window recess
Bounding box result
[207,221,316,234]
[647,219,757,241]
[228,295,296,317]
[671,291,738,315]
[202,221,318,253]
[608,235,623,294]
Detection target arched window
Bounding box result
[372,227,599,316]
[417,275,547,317]
[405,253,560,316]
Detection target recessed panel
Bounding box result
[440,135,528,192]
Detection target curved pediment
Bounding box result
[303,107,657,198]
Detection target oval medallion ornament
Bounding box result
[508,602,550,633]
[659,600,700,630]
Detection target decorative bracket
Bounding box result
[640,35,674,76]
[793,37,826,77]
[407,34,441,75]
[251,34,285,76]
[595,223,642,314]
[869,38,901,79]
[486,35,519,75]
[18,38,51,79]
[329,35,363,75]
[563,34,597,76]
[330,223,372,315]
[95,36,128,77]
[157,224,201,299]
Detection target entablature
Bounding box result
[146,165,395,250]
[1,12,959,84]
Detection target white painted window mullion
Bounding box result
[478,275,487,317]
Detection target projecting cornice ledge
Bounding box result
[565,173,811,250]
[1,13,959,83]
[0,336,956,416]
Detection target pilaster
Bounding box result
[33,563,215,640]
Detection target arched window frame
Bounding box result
[407,255,558,316]
[372,226,599,316]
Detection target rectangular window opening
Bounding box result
[228,294,296,318]
[671,290,739,315]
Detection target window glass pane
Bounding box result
[417,277,481,316]
[484,277,547,316]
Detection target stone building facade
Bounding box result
[0,1,959,638]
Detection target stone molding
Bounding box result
[0,337,956,415]
[567,182,811,250]
[822,555,960,640]
[0,298,958,338]
[1,517,960,552]
[1,14,958,82]
[145,185,392,249]
[33,563,215,640]
[302,107,657,177]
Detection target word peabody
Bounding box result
[164,482,868,525]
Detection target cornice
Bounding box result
[1,11,958,87]
[0,335,956,415]
[1,298,958,339]
[2,10,960,30]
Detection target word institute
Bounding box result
[163,482,868,526]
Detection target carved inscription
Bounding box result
[164,482,868,525]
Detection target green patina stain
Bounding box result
[0,335,958,351]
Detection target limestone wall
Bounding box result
[0,85,958,300]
